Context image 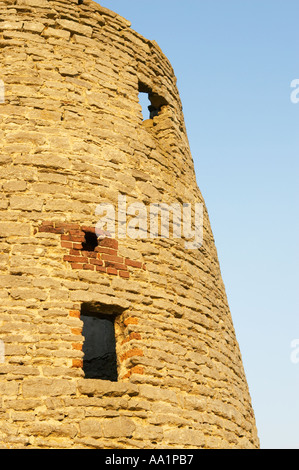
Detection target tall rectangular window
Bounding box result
[81,304,118,381]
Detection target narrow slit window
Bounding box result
[81,304,118,381]
[138,91,151,120]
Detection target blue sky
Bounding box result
[97,0,299,449]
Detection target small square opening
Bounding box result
[82,231,98,252]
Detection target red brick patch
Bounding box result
[121,332,142,345]
[69,310,80,318]
[122,366,144,379]
[125,259,143,269]
[37,221,146,280]
[72,359,83,369]
[120,348,144,362]
[124,317,139,327]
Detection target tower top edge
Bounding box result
[8,0,173,72]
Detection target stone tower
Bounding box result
[0,0,259,449]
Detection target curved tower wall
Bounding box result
[0,0,259,449]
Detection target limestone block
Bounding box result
[164,428,205,448]
[16,0,50,6]
[30,422,78,439]
[134,424,163,442]
[10,196,44,212]
[0,21,23,31]
[101,417,136,438]
[79,419,102,438]
[0,222,30,238]
[139,384,178,405]
[77,379,139,398]
[22,21,45,33]
[56,19,92,37]
[22,378,76,398]
[3,181,27,192]
[42,27,70,41]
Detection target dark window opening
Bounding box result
[148,104,160,120]
[82,231,98,252]
[138,82,168,121]
[81,304,118,381]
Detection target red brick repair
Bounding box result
[37,221,146,279]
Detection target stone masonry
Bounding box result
[0,0,259,448]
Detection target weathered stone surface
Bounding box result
[79,419,102,438]
[0,222,30,237]
[22,378,76,398]
[10,196,44,211]
[164,428,205,448]
[77,379,139,398]
[102,417,136,438]
[0,0,259,451]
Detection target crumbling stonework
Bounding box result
[0,0,259,449]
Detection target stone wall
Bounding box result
[0,0,259,448]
